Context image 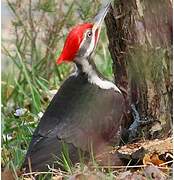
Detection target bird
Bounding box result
[22,2,125,172]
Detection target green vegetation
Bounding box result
[2,0,114,178]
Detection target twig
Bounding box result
[22,165,69,177]
[92,164,173,170]
[6,0,31,40]
[22,171,61,176]
[22,170,69,177]
[159,160,173,166]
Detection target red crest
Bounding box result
[57,23,93,64]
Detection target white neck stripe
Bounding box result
[77,59,121,93]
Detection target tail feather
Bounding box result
[22,136,88,172]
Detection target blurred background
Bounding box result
[2,0,113,171]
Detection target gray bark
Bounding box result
[105,0,172,140]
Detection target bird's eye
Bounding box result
[87,31,92,38]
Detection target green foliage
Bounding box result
[38,0,56,12]
[2,108,37,169]
[61,142,73,173]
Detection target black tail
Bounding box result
[22,136,88,172]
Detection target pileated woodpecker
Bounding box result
[23,2,125,172]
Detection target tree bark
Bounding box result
[105,0,172,140]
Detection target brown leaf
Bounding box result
[143,153,165,166]
[2,168,15,180]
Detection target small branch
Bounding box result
[92,164,172,170]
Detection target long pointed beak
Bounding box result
[92,1,111,32]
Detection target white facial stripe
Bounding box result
[78,29,93,57]
[78,29,96,58]
[80,59,121,93]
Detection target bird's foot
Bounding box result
[128,104,154,142]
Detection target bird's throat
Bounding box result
[74,58,121,93]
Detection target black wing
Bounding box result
[23,74,124,171]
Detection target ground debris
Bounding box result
[115,165,168,180]
[19,138,172,179]
[144,165,167,180]
[52,175,63,180]
[68,172,106,180]
[2,168,15,180]
[143,153,165,166]
[118,137,172,161]
[1,167,22,180]
[116,170,146,180]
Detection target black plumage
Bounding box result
[23,70,124,172]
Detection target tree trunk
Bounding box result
[105,0,172,140]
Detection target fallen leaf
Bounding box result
[2,168,15,180]
[143,153,165,166]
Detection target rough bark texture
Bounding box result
[105,0,172,140]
